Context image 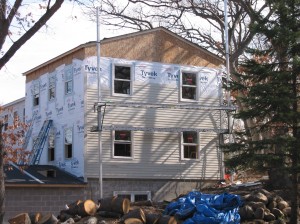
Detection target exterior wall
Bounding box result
[0,98,25,126]
[25,59,85,177]
[84,57,224,180]
[87,178,218,204]
[4,186,86,223]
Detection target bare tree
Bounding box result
[83,0,275,140]
[85,0,273,71]
[0,0,78,70]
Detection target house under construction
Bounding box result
[2,27,232,219]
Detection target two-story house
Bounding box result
[4,27,229,220]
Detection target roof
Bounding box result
[23,27,223,76]
[4,164,86,187]
[2,97,25,108]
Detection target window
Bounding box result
[64,128,73,159]
[48,130,55,161]
[181,131,199,159]
[113,191,151,202]
[64,66,73,95]
[49,75,56,101]
[3,115,8,131]
[13,111,19,127]
[113,65,132,95]
[181,72,197,100]
[33,82,40,106]
[113,130,132,157]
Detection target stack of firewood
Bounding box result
[8,196,175,224]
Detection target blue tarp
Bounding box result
[164,191,243,224]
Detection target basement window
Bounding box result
[113,191,151,202]
[181,72,197,101]
[48,74,56,101]
[113,65,132,95]
[181,131,199,159]
[64,128,73,159]
[113,130,132,158]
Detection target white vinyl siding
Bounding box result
[86,84,222,180]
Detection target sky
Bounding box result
[0,2,123,105]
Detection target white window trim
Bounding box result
[180,131,200,160]
[112,63,133,96]
[64,127,73,159]
[112,130,134,159]
[64,65,73,96]
[32,81,40,107]
[48,73,56,101]
[179,70,199,102]
[113,191,151,202]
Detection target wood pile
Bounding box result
[239,188,291,223]
[8,188,292,224]
[8,196,173,224]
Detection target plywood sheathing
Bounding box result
[99,29,223,68]
[24,28,223,83]
[25,47,86,83]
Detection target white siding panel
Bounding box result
[85,65,223,180]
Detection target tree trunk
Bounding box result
[121,208,146,223]
[0,121,4,224]
[8,213,31,224]
[98,196,130,215]
[37,213,58,224]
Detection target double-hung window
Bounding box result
[113,130,132,158]
[181,131,199,159]
[181,72,197,100]
[33,82,40,106]
[13,111,19,127]
[113,65,132,95]
[64,128,73,159]
[64,66,73,95]
[48,74,56,101]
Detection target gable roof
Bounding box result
[23,27,223,76]
[100,27,223,62]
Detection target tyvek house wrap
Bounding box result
[24,56,223,178]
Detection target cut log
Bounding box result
[77,199,99,217]
[98,196,130,215]
[156,215,177,224]
[124,218,144,224]
[63,199,98,217]
[97,211,122,218]
[112,196,131,214]
[145,213,160,224]
[57,210,74,222]
[60,218,75,224]
[29,212,42,224]
[131,200,153,207]
[121,208,146,223]
[66,200,83,210]
[37,213,58,224]
[8,213,31,224]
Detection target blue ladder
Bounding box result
[29,119,53,165]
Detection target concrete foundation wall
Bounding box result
[4,178,217,223]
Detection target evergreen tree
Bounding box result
[223,0,300,222]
